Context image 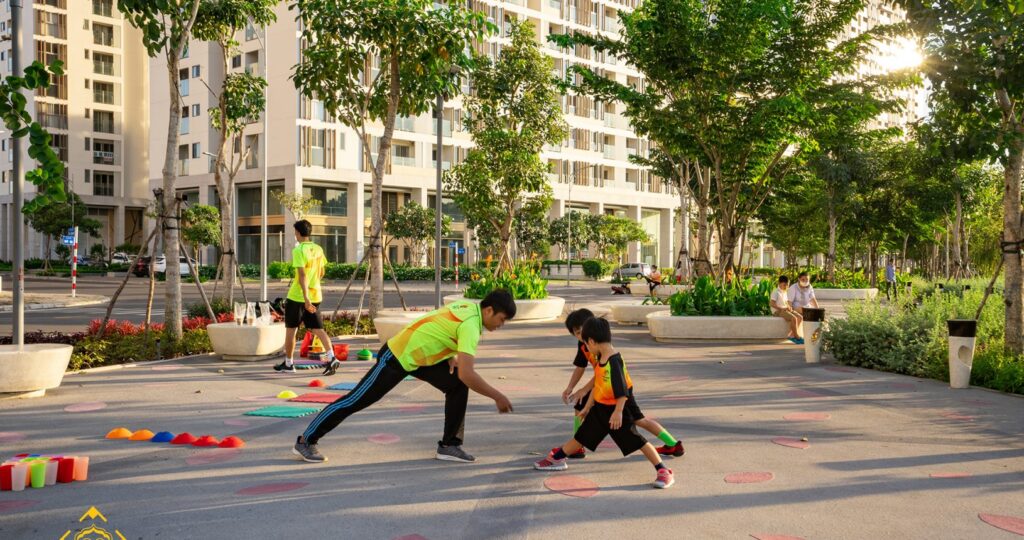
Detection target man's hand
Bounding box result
[561,387,574,405]
[304,300,316,313]
[494,394,513,413]
[609,410,623,430]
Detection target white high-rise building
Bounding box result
[0,0,151,262]
[152,1,679,269]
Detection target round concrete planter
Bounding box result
[815,288,879,301]
[610,302,671,325]
[443,295,566,322]
[373,312,424,344]
[207,322,286,361]
[647,312,790,341]
[0,343,73,398]
[626,283,690,298]
[542,265,587,280]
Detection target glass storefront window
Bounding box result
[304,185,347,216]
[312,225,347,263]
[237,186,285,217]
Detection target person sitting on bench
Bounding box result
[646,269,663,295]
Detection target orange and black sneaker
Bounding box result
[553,446,586,459]
[656,441,685,457]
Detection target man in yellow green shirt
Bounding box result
[274,220,339,374]
[294,290,517,464]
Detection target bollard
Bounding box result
[802,308,826,364]
[947,319,977,389]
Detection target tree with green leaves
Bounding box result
[900,0,1024,351]
[548,211,590,262]
[384,202,451,265]
[445,20,567,272]
[24,192,101,270]
[292,0,492,317]
[119,0,203,338]
[512,199,551,260]
[192,0,277,302]
[180,204,222,262]
[273,191,320,221]
[554,0,910,279]
[595,215,650,264]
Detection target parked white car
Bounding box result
[613,262,655,279]
[149,256,196,276]
[110,252,134,265]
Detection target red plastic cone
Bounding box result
[192,435,220,447]
[218,436,245,448]
[308,379,325,388]
[170,432,198,445]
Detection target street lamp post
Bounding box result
[10,0,24,345]
[434,93,443,309]
[250,20,269,302]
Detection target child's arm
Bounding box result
[569,376,595,405]
[578,390,596,418]
[562,366,586,404]
[610,396,627,429]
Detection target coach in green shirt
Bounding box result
[293,290,517,464]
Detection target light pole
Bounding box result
[10,0,24,345]
[566,178,573,287]
[434,92,443,309]
[250,19,269,302]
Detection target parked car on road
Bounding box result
[612,262,655,279]
[132,256,196,277]
[110,252,134,265]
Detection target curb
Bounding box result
[0,297,109,312]
[64,353,219,375]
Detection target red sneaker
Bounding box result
[656,441,685,457]
[533,452,568,471]
[653,467,674,489]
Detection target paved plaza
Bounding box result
[1,320,1023,539]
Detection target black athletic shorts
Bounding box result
[573,390,645,421]
[573,401,647,456]
[284,299,324,330]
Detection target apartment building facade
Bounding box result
[0,0,151,262]
[152,0,679,270]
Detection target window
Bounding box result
[299,127,336,168]
[84,138,91,151]
[231,55,241,68]
[93,81,113,104]
[428,195,466,223]
[178,68,189,96]
[93,110,114,133]
[93,172,114,196]
[178,145,189,175]
[37,102,67,130]
[312,225,347,263]
[304,186,347,216]
[93,23,114,46]
[93,139,114,165]
[311,129,325,167]
[35,42,67,98]
[92,0,112,17]
[35,0,66,7]
[237,186,285,217]
[245,22,257,41]
[191,65,200,78]
[191,143,200,159]
[93,52,114,75]
[34,10,66,39]
[50,134,67,162]
[191,104,200,117]
[84,170,90,183]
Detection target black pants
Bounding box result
[302,344,468,447]
[885,281,898,301]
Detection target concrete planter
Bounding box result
[610,302,671,325]
[207,322,286,361]
[647,313,789,342]
[815,288,879,301]
[373,312,424,344]
[651,282,692,299]
[0,344,73,398]
[443,295,566,322]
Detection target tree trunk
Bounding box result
[217,190,236,304]
[162,57,183,338]
[826,210,838,282]
[674,163,692,282]
[901,233,910,273]
[952,194,964,279]
[368,55,402,318]
[868,241,878,287]
[1000,111,1024,353]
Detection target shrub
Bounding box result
[268,261,294,279]
[581,260,613,279]
[187,296,234,318]
[464,263,549,300]
[25,258,45,269]
[668,275,772,316]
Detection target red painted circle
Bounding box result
[185,448,242,466]
[929,472,972,478]
[152,364,184,371]
[224,419,251,427]
[64,401,107,413]
[725,472,774,484]
[0,500,40,513]
[979,513,1024,536]
[236,482,309,496]
[783,412,830,421]
[0,431,26,443]
[750,535,805,540]
[771,437,809,450]
[544,475,599,498]
[368,433,401,445]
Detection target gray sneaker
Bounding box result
[292,436,327,463]
[436,444,476,463]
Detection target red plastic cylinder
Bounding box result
[57,457,76,483]
[0,463,13,491]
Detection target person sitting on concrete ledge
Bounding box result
[771,275,804,345]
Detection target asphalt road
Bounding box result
[0,275,615,334]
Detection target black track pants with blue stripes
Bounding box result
[302,344,468,447]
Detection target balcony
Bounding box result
[93,150,115,165]
[93,0,113,17]
[93,60,114,76]
[431,120,452,137]
[603,147,615,159]
[178,79,189,97]
[38,113,68,130]
[392,155,416,167]
[430,160,452,170]
[179,117,190,135]
[93,89,114,105]
[178,159,189,176]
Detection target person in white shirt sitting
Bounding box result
[771,275,804,345]
[788,271,819,316]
